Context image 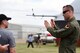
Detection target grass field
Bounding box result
[16,43,80,53]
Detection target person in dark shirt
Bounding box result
[0,14,16,53]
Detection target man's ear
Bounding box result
[2,20,5,24]
[2,20,7,25]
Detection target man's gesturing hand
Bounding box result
[44,20,50,28]
[50,19,55,28]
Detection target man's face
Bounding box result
[63,7,71,21]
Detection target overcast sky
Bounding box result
[0,0,74,26]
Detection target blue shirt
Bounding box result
[27,35,34,42]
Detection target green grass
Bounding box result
[16,43,80,53]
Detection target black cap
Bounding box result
[0,14,11,21]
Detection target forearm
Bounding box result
[0,44,2,51]
[47,27,63,38]
[47,27,55,36]
[0,44,5,52]
[54,25,60,30]
[47,27,64,38]
[10,48,16,53]
[47,27,73,38]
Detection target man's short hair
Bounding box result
[63,5,74,12]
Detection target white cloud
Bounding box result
[0,0,24,3]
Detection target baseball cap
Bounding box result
[0,14,11,21]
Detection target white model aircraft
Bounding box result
[26,9,57,19]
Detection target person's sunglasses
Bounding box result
[63,10,69,14]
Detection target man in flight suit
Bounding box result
[44,5,80,53]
